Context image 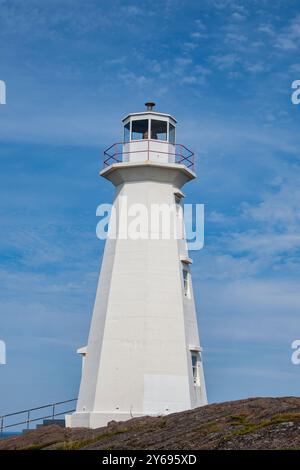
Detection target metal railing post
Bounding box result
[52,403,56,421]
[27,410,30,430]
[0,417,3,437]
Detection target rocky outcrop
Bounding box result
[1,397,300,450]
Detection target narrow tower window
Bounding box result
[182,268,191,298]
[191,351,200,386]
[174,194,181,205]
[175,195,184,239]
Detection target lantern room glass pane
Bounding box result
[132,119,149,140]
[151,120,167,141]
[124,122,130,142]
[169,123,175,144]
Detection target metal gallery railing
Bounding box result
[103,140,195,170]
[0,398,77,437]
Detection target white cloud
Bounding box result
[206,210,235,225]
[258,24,275,36]
[245,62,267,73]
[276,37,297,51]
[231,11,246,21]
[197,278,300,342]
[190,32,203,39]
[275,14,300,51]
[210,53,239,70]
[290,63,300,73]
[242,175,300,231]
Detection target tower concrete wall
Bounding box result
[66,162,207,429]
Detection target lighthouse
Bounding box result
[66,103,207,429]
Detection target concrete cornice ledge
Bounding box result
[100,161,196,188]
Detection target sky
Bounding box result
[0,0,300,416]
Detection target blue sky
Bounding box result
[1,0,300,414]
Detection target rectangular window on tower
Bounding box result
[175,196,184,239]
[175,194,181,205]
[132,119,149,140]
[191,351,200,386]
[151,120,167,141]
[182,269,191,298]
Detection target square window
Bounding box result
[132,119,149,140]
[151,120,167,141]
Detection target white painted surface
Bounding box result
[66,113,207,429]
[123,140,175,164]
[143,375,190,414]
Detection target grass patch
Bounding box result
[229,414,248,426]
[20,443,53,450]
[54,428,128,450]
[271,413,300,424]
[199,420,221,433]
[229,420,270,437]
[225,411,300,440]
[158,419,168,428]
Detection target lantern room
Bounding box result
[103,103,194,169]
[123,102,176,144]
[122,102,176,164]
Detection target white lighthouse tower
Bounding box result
[66,103,207,429]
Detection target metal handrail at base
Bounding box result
[0,398,77,436]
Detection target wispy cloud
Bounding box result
[275,14,300,50]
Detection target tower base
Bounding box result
[66,410,156,429]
